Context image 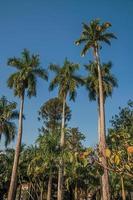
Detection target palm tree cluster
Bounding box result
[0,19,132,200]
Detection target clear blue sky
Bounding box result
[0,0,133,147]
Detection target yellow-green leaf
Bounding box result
[114,155,120,165]
[105,148,111,158]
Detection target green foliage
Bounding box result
[0,148,15,199]
[84,61,118,101]
[75,19,116,56]
[49,58,82,101]
[110,100,133,137]
[106,101,133,199]
[7,49,48,98]
[0,96,19,146]
[0,17,132,200]
[38,97,71,132]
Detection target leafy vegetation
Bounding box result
[0,19,132,200]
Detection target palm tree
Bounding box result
[36,131,60,200]
[49,58,81,200]
[0,96,19,147]
[7,49,48,200]
[84,61,118,142]
[75,19,116,200]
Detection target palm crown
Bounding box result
[75,19,117,56]
[49,58,81,101]
[0,96,19,146]
[84,61,118,102]
[7,49,48,97]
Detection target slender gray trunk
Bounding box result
[121,176,126,200]
[97,98,100,143]
[94,46,110,200]
[7,94,24,200]
[74,181,78,200]
[57,96,66,200]
[47,172,52,200]
[60,97,66,148]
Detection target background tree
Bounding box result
[106,101,133,200]
[38,97,71,132]
[0,148,14,199]
[7,49,48,200]
[38,97,71,199]
[0,96,19,147]
[106,129,133,200]
[110,100,133,137]
[65,128,86,200]
[75,19,116,200]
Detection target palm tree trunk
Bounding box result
[60,96,66,147]
[57,96,66,200]
[94,47,110,200]
[121,176,126,200]
[74,181,78,200]
[7,94,24,200]
[97,98,101,143]
[47,171,52,200]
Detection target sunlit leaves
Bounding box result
[105,148,111,158]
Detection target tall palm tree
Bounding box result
[75,19,117,200]
[49,58,81,200]
[0,96,19,147]
[84,61,118,142]
[7,49,48,200]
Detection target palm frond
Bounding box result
[49,64,60,73]
[3,121,17,147]
[30,55,40,68]
[7,72,20,88]
[10,111,19,120]
[7,58,23,70]
[22,49,31,64]
[99,37,111,45]
[81,42,93,56]
[75,37,88,46]
[33,68,48,81]
[27,75,37,98]
[69,90,77,101]
[71,75,84,86]
[49,77,59,91]
[102,33,117,40]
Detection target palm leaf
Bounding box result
[49,64,60,73]
[33,68,48,81]
[7,58,23,70]
[27,74,37,98]
[81,42,93,56]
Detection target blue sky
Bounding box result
[0,0,133,148]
